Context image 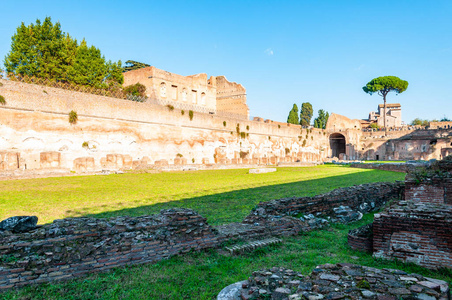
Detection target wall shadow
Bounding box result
[68,170,404,226]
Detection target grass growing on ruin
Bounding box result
[0,166,404,225]
[2,213,451,300]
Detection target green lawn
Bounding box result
[1,166,450,300]
[0,165,404,226]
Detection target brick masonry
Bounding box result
[373,202,452,270]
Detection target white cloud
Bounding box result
[265,48,274,56]
[354,64,365,71]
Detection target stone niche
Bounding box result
[73,157,95,172]
[40,151,61,168]
[0,152,20,170]
[100,154,133,170]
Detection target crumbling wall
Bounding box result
[373,204,452,270]
[0,209,218,291]
[243,182,404,236]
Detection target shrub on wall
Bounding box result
[82,141,89,148]
[189,110,194,121]
[69,110,78,124]
[0,95,5,105]
[166,104,174,111]
[223,121,226,127]
[285,148,290,155]
[302,139,307,147]
[181,110,185,115]
[240,132,246,139]
[123,83,146,97]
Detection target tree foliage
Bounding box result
[123,60,151,72]
[4,17,123,89]
[362,76,408,129]
[411,118,429,127]
[300,102,313,126]
[287,104,299,124]
[313,109,329,129]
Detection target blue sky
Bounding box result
[1,0,451,124]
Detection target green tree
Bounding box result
[299,102,313,126]
[123,60,151,72]
[362,76,408,130]
[313,109,329,129]
[287,104,299,124]
[4,17,123,88]
[411,118,429,127]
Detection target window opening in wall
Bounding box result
[201,92,206,105]
[182,89,187,102]
[160,82,167,98]
[192,90,197,104]
[171,85,178,100]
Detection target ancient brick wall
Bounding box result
[405,178,452,205]
[373,204,452,270]
[243,182,404,236]
[350,163,413,173]
[0,209,219,291]
[0,79,328,173]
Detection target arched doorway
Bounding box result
[330,133,346,158]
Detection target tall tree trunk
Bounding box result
[383,95,387,136]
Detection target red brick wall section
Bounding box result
[243,182,404,236]
[0,209,219,291]
[405,178,452,205]
[373,203,452,270]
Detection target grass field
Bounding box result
[0,165,404,226]
[3,166,448,300]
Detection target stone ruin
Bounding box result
[0,182,403,291]
[218,264,450,300]
[348,156,452,270]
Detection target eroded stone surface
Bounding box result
[0,216,38,233]
[228,264,450,300]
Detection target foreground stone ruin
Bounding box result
[218,264,450,300]
[0,181,402,291]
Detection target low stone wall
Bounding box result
[0,209,218,291]
[350,163,412,173]
[373,201,452,270]
[243,182,404,236]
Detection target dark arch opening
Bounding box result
[330,133,346,158]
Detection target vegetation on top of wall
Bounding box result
[181,110,185,115]
[122,60,150,72]
[176,153,183,158]
[285,148,290,155]
[223,121,227,127]
[82,141,89,148]
[188,110,194,121]
[240,132,246,139]
[123,83,146,98]
[0,95,5,105]
[68,110,78,124]
[370,123,381,129]
[302,139,307,147]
